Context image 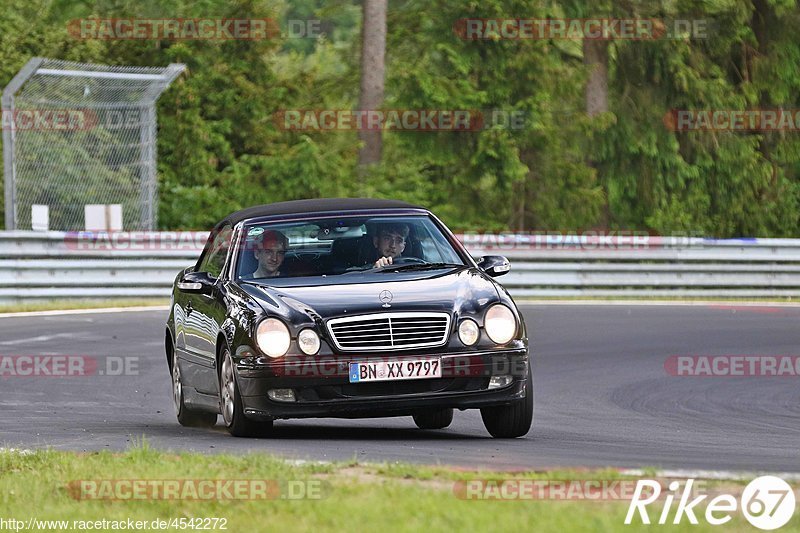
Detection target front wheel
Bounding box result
[480,365,533,438]
[219,347,273,438]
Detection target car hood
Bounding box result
[240,268,501,320]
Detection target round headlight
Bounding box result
[297,328,320,355]
[484,304,516,344]
[458,319,479,346]
[256,318,291,358]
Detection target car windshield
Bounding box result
[235,215,466,282]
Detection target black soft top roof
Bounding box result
[217,198,426,228]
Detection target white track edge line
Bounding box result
[517,300,800,307]
[0,305,170,318]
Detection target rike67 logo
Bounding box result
[625,476,796,530]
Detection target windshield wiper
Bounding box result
[379,262,464,273]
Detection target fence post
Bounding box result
[2,58,44,230]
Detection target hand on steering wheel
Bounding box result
[374,256,393,268]
[373,256,426,268]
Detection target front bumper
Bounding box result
[236,348,529,420]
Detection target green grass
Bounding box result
[0,444,787,532]
[0,299,169,314]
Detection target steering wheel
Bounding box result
[366,256,428,272]
[342,256,428,274]
[388,256,427,265]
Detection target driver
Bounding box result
[371,223,409,267]
[244,229,288,279]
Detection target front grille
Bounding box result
[327,312,451,351]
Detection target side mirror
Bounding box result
[177,271,215,294]
[477,255,511,278]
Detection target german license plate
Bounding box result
[349,358,442,383]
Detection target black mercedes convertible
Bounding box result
[165,198,532,438]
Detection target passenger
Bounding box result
[245,230,288,279]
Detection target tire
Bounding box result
[412,408,454,430]
[219,346,274,438]
[172,349,217,428]
[480,365,533,438]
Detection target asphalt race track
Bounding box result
[1,304,798,472]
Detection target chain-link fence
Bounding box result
[2,58,184,231]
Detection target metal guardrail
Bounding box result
[1,231,800,301]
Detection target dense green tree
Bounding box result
[0,0,798,236]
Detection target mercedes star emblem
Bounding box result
[379,290,393,308]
